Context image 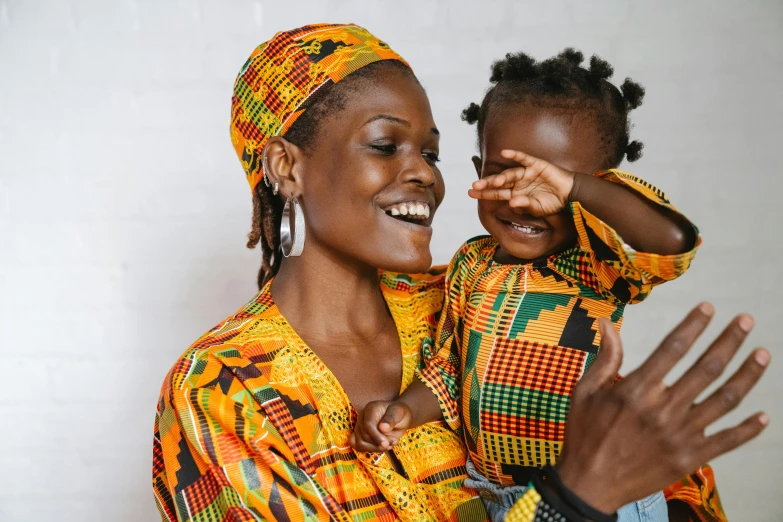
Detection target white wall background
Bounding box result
[1,1,781,520]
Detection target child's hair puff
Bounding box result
[464,48,646,168]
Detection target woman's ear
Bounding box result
[263,137,305,198]
[471,155,482,178]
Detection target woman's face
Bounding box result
[293,67,444,274]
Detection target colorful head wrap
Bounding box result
[230,23,410,193]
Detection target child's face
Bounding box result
[474,103,608,263]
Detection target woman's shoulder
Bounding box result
[157,289,279,400]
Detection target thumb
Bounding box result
[576,319,624,397]
[379,402,411,433]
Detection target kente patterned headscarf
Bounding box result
[230,24,410,193]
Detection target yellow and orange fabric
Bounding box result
[230,23,408,193]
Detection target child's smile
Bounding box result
[475,103,608,264]
[497,212,551,240]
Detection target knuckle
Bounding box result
[669,452,693,475]
[640,410,669,431]
[699,358,724,380]
[659,434,680,455]
[615,385,641,408]
[717,387,741,411]
[664,337,687,356]
[724,428,745,449]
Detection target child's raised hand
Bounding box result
[469,149,576,216]
[350,400,414,452]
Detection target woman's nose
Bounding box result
[399,154,436,186]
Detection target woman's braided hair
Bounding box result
[462,48,645,168]
[246,60,416,289]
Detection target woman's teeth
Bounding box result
[386,202,430,219]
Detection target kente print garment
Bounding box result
[152,270,488,522]
[230,23,408,193]
[418,170,726,521]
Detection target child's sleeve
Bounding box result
[664,464,728,522]
[564,169,701,304]
[416,245,471,433]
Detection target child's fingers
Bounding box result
[472,175,508,191]
[358,402,394,447]
[501,149,540,168]
[379,403,411,433]
[468,188,513,201]
[508,195,532,209]
[351,436,389,453]
[351,427,386,452]
[474,168,528,191]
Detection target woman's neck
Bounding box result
[270,244,392,343]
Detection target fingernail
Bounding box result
[738,315,754,333]
[759,412,770,426]
[698,302,715,315]
[754,349,770,367]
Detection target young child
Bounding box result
[351,49,709,522]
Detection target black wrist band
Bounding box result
[534,465,618,522]
[530,473,585,521]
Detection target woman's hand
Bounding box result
[350,400,414,452]
[556,303,770,514]
[468,149,576,216]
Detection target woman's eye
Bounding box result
[423,151,441,163]
[370,144,397,155]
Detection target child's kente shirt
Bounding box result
[418,170,701,488]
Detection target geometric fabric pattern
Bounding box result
[153,269,488,522]
[230,23,408,192]
[418,170,701,487]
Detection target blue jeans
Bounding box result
[464,459,668,522]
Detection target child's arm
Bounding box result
[471,149,700,304]
[349,380,442,452]
[569,165,697,255]
[471,149,697,255]
[352,245,473,452]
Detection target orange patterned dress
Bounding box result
[152,270,487,522]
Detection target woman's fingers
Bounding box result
[687,348,770,432]
[666,314,753,406]
[626,303,715,387]
[698,412,769,465]
[575,319,624,398]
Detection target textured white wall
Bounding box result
[1,1,781,520]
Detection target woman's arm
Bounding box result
[154,374,349,522]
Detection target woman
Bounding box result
[152,24,770,522]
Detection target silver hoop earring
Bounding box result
[262,148,271,187]
[280,197,305,257]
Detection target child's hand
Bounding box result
[350,400,413,452]
[469,149,576,216]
